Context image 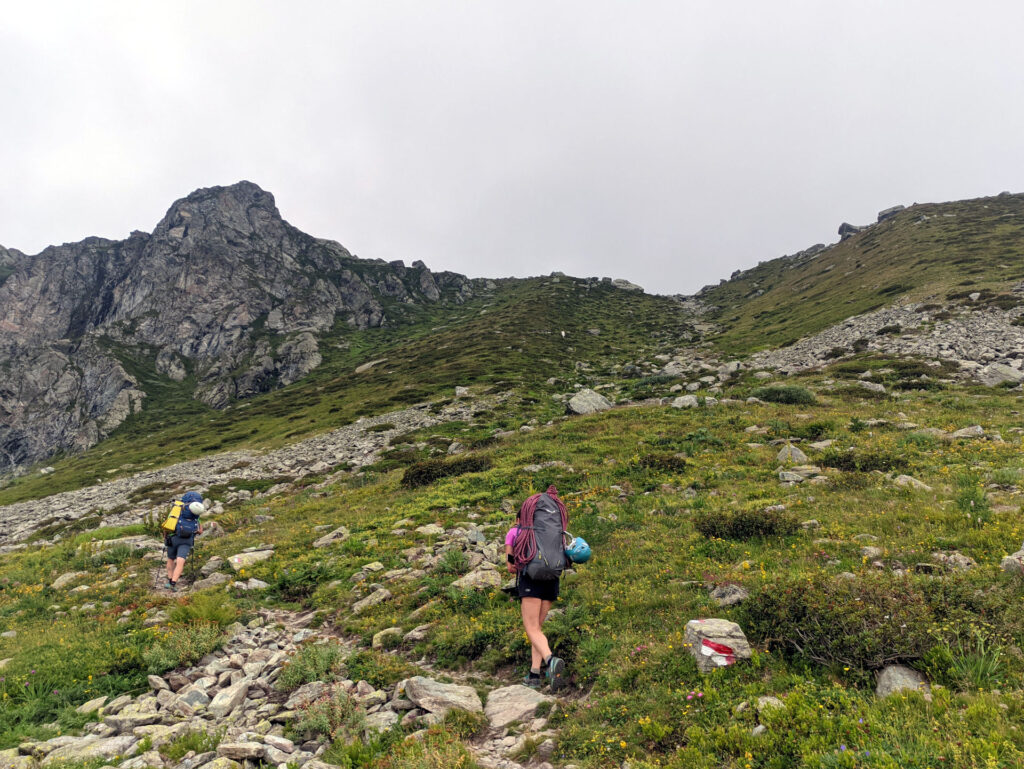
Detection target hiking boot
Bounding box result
[164,578,173,590]
[523,673,542,690]
[546,656,565,691]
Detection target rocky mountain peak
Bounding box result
[0,183,474,474]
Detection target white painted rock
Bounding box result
[684,618,752,674]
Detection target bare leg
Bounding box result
[521,597,552,669]
[171,557,187,582]
[165,558,175,581]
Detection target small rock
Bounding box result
[484,685,551,728]
[683,618,752,674]
[710,584,749,607]
[894,475,932,491]
[876,665,930,699]
[312,526,350,548]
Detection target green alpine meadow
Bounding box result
[1,187,1024,769]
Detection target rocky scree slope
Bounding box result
[0,182,473,473]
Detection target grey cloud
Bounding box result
[2,1,1023,295]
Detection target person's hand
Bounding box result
[506,564,515,573]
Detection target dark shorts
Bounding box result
[165,534,194,560]
[517,572,560,602]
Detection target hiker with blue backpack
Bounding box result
[505,485,590,691]
[162,491,205,591]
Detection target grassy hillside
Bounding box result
[2,361,1023,767]
[0,277,691,504]
[700,193,1024,353]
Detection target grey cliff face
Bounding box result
[0,181,472,472]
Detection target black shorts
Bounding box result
[517,572,560,602]
[165,534,194,560]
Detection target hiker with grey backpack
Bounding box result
[505,485,591,691]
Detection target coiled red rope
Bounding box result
[511,485,568,572]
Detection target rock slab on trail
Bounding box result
[405,676,483,716]
[484,685,551,728]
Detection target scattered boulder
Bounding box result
[776,445,807,464]
[405,676,483,716]
[858,380,886,394]
[931,551,976,572]
[451,568,502,591]
[951,425,985,440]
[683,618,753,673]
[756,695,784,714]
[227,550,274,571]
[876,665,930,699]
[207,678,251,718]
[75,695,108,715]
[671,395,699,409]
[352,589,392,615]
[894,475,932,491]
[710,584,749,607]
[312,526,350,548]
[485,685,551,728]
[51,571,89,590]
[1001,549,1024,574]
[567,389,612,415]
[372,627,403,649]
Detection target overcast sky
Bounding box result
[2,2,1023,295]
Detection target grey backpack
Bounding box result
[524,493,569,581]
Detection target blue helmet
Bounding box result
[565,535,591,564]
[181,491,203,505]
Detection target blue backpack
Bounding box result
[176,507,200,536]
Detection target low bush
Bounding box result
[277,641,348,691]
[293,691,363,742]
[693,506,798,539]
[751,385,815,405]
[743,572,933,669]
[876,324,902,335]
[820,447,907,472]
[636,452,687,473]
[343,649,416,688]
[168,593,238,628]
[161,729,223,762]
[143,621,223,673]
[401,455,493,488]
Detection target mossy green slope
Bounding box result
[2,363,1023,767]
[701,193,1024,353]
[0,277,690,504]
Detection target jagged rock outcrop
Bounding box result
[0,182,474,471]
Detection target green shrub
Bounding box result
[876,324,902,335]
[693,506,798,539]
[343,650,416,688]
[277,641,348,691]
[161,729,224,762]
[743,572,933,669]
[751,385,816,405]
[436,548,470,576]
[293,691,364,741]
[168,593,238,628]
[442,708,488,738]
[820,447,907,472]
[273,559,337,600]
[143,621,223,673]
[922,623,1007,691]
[401,455,493,488]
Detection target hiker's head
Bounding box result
[181,491,202,505]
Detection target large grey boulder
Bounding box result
[485,685,551,728]
[876,665,930,698]
[977,363,1024,387]
[567,389,612,415]
[671,395,699,409]
[40,735,137,766]
[217,743,266,761]
[207,678,251,718]
[683,618,752,673]
[405,676,483,716]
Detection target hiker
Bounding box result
[506,485,569,690]
[164,491,204,591]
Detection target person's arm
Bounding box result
[505,544,516,573]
